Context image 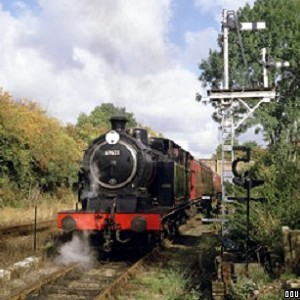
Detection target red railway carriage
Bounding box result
[190,159,214,200]
[212,169,222,195]
[189,159,221,216]
[58,117,221,251]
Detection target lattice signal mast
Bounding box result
[196,10,276,229]
[207,10,275,202]
[198,10,289,215]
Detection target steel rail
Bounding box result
[0,219,56,237]
[7,264,76,300]
[5,248,158,300]
[95,249,158,299]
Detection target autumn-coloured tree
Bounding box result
[0,91,164,208]
[0,89,81,205]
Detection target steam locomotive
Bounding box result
[58,117,221,251]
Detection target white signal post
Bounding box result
[223,10,229,89]
[219,10,270,195]
[202,10,275,237]
[262,48,268,88]
[262,47,290,88]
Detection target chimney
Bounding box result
[110,116,128,132]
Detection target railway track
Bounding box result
[0,219,59,267]
[5,250,155,300]
[1,216,219,299]
[0,219,56,238]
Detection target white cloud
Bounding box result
[183,27,219,66]
[0,0,219,158]
[25,0,175,74]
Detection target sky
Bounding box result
[0,0,256,158]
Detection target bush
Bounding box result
[0,90,82,207]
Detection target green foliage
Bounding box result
[251,144,300,229]
[0,91,150,208]
[0,89,81,205]
[211,140,261,160]
[200,0,300,264]
[230,274,273,300]
[73,102,162,145]
[230,277,258,300]
[227,141,300,259]
[78,103,137,127]
[132,268,199,300]
[200,0,300,145]
[0,90,152,208]
[229,267,285,300]
[75,103,138,144]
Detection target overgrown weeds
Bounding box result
[0,188,76,226]
[130,268,199,300]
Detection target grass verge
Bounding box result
[0,188,76,227]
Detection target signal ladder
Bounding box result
[201,111,235,224]
[221,113,234,184]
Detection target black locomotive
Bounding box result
[58,116,221,251]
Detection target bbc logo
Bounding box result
[284,289,300,299]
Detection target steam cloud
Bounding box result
[55,231,96,270]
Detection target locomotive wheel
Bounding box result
[133,233,157,253]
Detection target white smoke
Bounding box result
[55,231,96,270]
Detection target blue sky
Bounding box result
[169,0,217,46]
[1,0,40,15]
[0,0,255,157]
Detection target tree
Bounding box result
[199,0,300,235]
[200,0,300,151]
[0,89,82,205]
[75,103,138,144]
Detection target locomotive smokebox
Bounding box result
[110,116,128,132]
